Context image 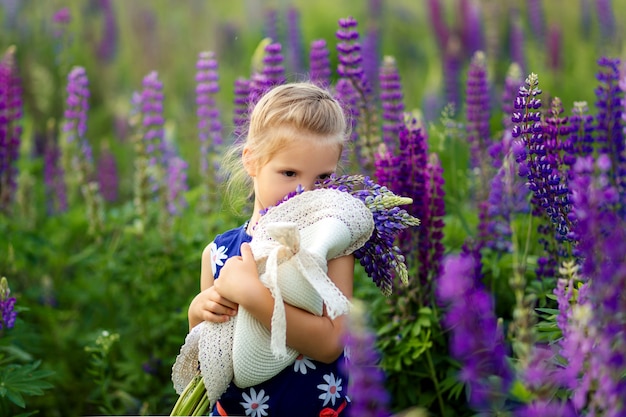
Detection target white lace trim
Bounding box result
[172,188,374,397]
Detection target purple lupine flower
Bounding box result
[335,16,378,171]
[44,138,68,213]
[442,36,462,108]
[514,399,577,417]
[285,7,303,76]
[63,66,92,167]
[465,51,492,174]
[0,277,17,331]
[596,57,625,215]
[232,77,251,140]
[264,8,279,43]
[508,8,526,74]
[196,51,222,182]
[511,72,571,241]
[95,0,118,63]
[458,0,483,57]
[546,23,562,72]
[309,39,331,88]
[139,71,165,188]
[53,7,71,24]
[165,154,189,216]
[580,0,592,39]
[501,63,523,132]
[425,0,449,51]
[564,155,626,415]
[378,56,404,152]
[595,0,616,43]
[362,26,380,95]
[526,0,546,42]
[318,174,419,295]
[262,42,285,87]
[437,253,513,410]
[341,300,390,417]
[420,153,446,281]
[484,132,530,252]
[0,46,22,211]
[96,147,118,202]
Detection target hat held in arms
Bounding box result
[171,175,420,409]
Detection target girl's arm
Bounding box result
[187,243,238,330]
[214,242,353,364]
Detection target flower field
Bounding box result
[1,0,626,416]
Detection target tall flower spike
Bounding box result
[97,144,118,203]
[0,276,17,330]
[341,300,390,417]
[335,16,378,172]
[232,77,251,140]
[458,0,483,57]
[196,51,222,210]
[595,57,625,215]
[511,72,572,242]
[508,8,526,74]
[437,253,513,410]
[378,56,405,152]
[309,39,331,88]
[443,36,462,108]
[285,7,303,76]
[465,50,492,184]
[0,46,23,212]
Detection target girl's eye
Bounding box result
[318,173,332,180]
[283,171,297,177]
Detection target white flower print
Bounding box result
[317,372,343,406]
[293,354,316,374]
[240,387,270,417]
[209,242,228,276]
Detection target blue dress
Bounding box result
[207,224,351,417]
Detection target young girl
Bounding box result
[187,82,355,416]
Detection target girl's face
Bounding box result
[245,132,341,226]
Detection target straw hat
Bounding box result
[172,188,374,403]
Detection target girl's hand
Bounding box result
[188,286,238,326]
[214,242,262,305]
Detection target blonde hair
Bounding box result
[220,82,349,212]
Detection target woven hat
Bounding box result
[232,188,374,387]
[171,188,374,403]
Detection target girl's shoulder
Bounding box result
[213,223,251,249]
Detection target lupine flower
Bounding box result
[341,299,390,417]
[232,77,251,139]
[264,8,279,43]
[248,42,285,109]
[419,153,446,284]
[52,7,71,24]
[95,0,118,63]
[44,137,68,214]
[165,152,189,216]
[139,71,166,190]
[96,146,118,203]
[442,36,462,108]
[309,39,331,88]
[546,24,562,72]
[437,253,513,410]
[595,57,625,215]
[508,8,526,75]
[362,25,380,95]
[465,51,492,177]
[318,174,420,295]
[526,0,546,42]
[63,66,92,167]
[0,277,17,331]
[511,72,572,242]
[458,0,483,57]
[335,16,378,171]
[285,7,303,76]
[196,51,222,188]
[0,46,22,211]
[564,155,626,415]
[425,0,449,51]
[595,0,616,43]
[379,56,404,152]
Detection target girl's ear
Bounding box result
[242,146,256,177]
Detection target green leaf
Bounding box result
[0,361,54,408]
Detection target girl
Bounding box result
[187,82,354,416]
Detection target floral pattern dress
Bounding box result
[208,224,351,417]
